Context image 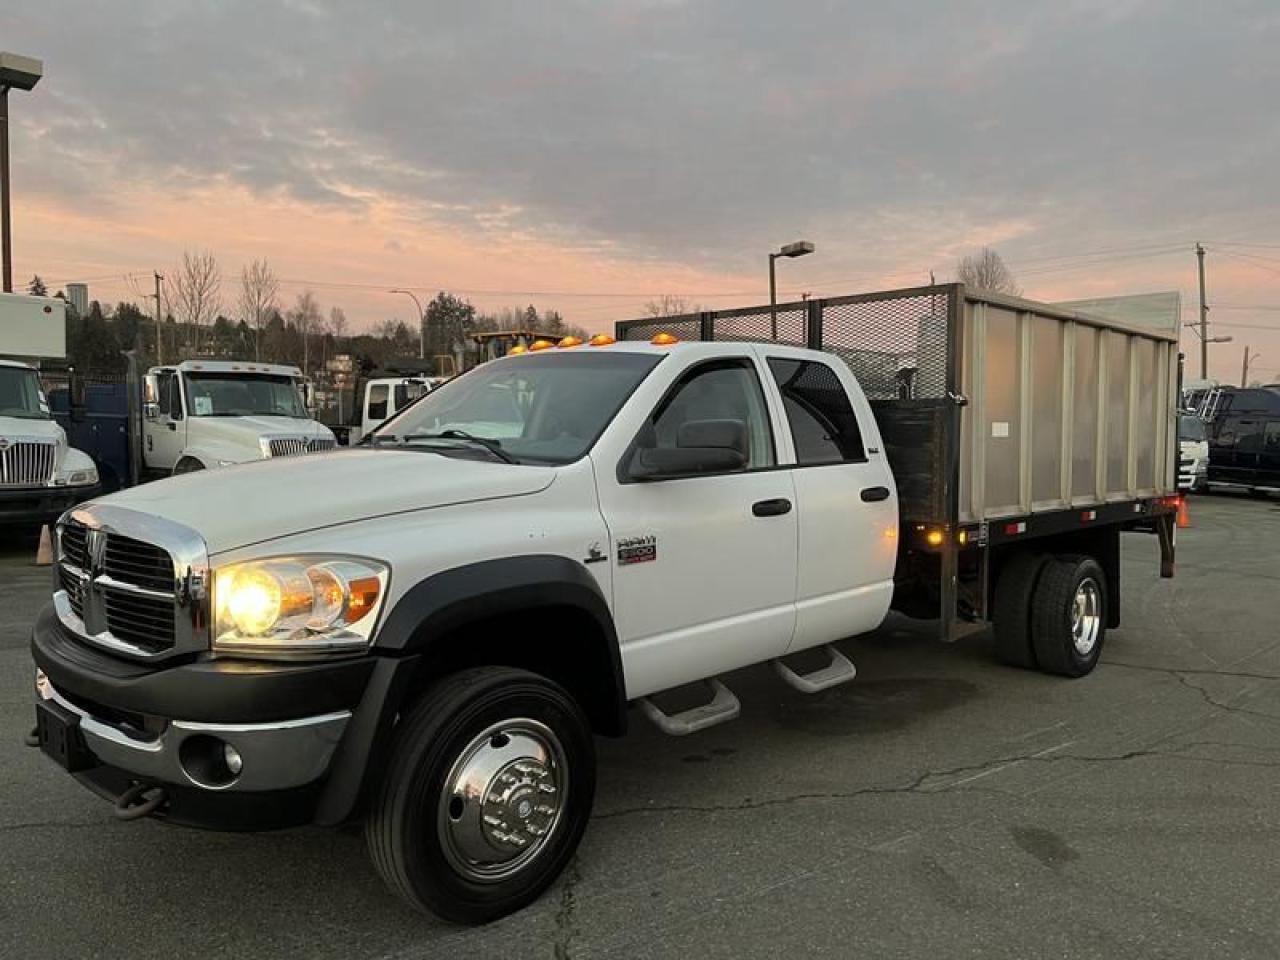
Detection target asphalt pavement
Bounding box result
[2,493,1279,959]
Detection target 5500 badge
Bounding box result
[616,534,657,566]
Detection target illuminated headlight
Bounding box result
[213,556,388,659]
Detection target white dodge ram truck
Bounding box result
[30,289,1179,924]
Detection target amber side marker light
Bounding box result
[651,332,680,346]
[558,336,584,348]
[925,529,945,547]
[529,339,555,351]
[589,334,616,346]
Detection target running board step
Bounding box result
[774,645,857,694]
[637,679,741,736]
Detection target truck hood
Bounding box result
[191,415,332,454]
[94,448,556,554]
[0,415,62,443]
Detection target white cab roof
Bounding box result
[158,360,303,377]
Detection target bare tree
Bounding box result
[238,259,279,361]
[328,306,348,347]
[956,247,1021,295]
[171,250,222,354]
[290,290,322,374]
[644,294,699,318]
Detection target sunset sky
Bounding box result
[4,1,1279,382]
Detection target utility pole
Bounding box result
[153,271,164,365]
[1196,243,1208,379]
[0,85,11,292]
[1241,346,1261,388]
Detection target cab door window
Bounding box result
[645,360,775,472]
[767,358,865,464]
[367,384,389,421]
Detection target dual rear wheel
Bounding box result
[994,553,1107,677]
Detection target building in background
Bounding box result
[65,283,89,317]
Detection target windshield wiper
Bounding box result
[403,430,518,464]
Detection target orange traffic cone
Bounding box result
[35,525,54,565]
[1176,496,1191,529]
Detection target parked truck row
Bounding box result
[29,283,1179,924]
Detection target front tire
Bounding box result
[1031,555,1107,678]
[173,457,205,475]
[365,667,596,924]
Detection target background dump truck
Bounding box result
[617,283,1180,664]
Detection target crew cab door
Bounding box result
[595,354,798,699]
[762,350,898,652]
[144,370,187,471]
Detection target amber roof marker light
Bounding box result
[557,336,584,348]
[588,334,616,347]
[650,332,680,346]
[529,339,555,352]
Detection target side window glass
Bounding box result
[156,373,173,417]
[648,361,775,471]
[367,384,389,421]
[168,376,184,420]
[1265,422,1280,450]
[767,358,865,465]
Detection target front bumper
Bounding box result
[30,604,402,831]
[0,483,99,526]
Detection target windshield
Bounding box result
[184,372,309,418]
[0,366,49,420]
[1179,415,1207,442]
[373,351,662,464]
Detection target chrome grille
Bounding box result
[57,516,181,656]
[0,439,56,487]
[268,437,309,457]
[104,533,175,593]
[308,437,335,452]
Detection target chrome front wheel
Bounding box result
[438,719,568,883]
[365,667,596,924]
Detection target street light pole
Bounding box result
[0,53,44,295]
[389,288,425,358]
[1196,242,1208,379]
[768,240,815,340]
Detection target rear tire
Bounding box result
[993,552,1047,669]
[365,667,595,924]
[1031,555,1107,678]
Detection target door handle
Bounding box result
[166,422,177,431]
[752,498,792,517]
[860,486,890,502]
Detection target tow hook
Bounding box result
[114,782,167,822]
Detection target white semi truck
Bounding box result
[30,284,1179,923]
[0,293,100,526]
[140,360,336,474]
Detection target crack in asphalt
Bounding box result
[594,741,1280,822]
[551,857,581,960]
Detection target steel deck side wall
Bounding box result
[956,292,1176,525]
[615,283,1178,528]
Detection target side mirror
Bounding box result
[143,374,160,405]
[627,418,750,481]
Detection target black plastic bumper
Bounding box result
[0,483,98,526]
[30,604,416,831]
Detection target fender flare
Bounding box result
[315,555,625,826]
